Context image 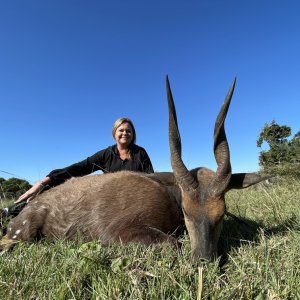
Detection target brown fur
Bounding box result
[1,171,183,250]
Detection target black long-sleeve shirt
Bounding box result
[47,144,154,186]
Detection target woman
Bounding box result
[3,117,154,217]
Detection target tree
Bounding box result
[257,121,300,177]
[289,131,300,164]
[0,177,32,199]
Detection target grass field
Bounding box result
[0,177,299,299]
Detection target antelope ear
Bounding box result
[227,173,273,190]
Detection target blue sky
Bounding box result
[1,1,299,184]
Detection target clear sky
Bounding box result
[1,1,299,184]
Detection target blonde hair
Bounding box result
[112,117,136,146]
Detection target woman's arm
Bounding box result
[15,176,51,203]
[47,149,107,185]
[15,149,107,203]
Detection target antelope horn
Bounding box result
[166,76,198,193]
[210,78,236,196]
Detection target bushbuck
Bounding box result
[0,77,268,259]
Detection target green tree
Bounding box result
[257,121,300,177]
[289,131,300,164]
[0,177,31,199]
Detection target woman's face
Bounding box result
[114,122,133,148]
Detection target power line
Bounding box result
[0,170,25,180]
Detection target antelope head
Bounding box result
[166,76,268,260]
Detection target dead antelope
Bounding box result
[0,77,268,259]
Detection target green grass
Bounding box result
[1,178,300,299]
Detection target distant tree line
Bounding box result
[257,120,300,177]
[0,177,32,200]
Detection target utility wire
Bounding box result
[0,170,26,180]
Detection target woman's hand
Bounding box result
[15,177,51,203]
